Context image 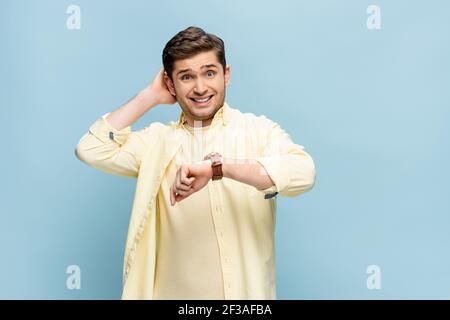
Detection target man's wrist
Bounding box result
[137,88,158,110]
[222,160,230,179]
[201,159,214,180]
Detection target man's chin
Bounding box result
[185,105,218,119]
[189,112,214,122]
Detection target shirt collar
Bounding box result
[175,101,231,129]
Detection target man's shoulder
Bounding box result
[138,121,167,133]
[132,121,169,142]
[228,104,278,129]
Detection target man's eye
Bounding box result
[207,70,216,77]
[181,74,192,80]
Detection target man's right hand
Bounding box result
[141,68,177,107]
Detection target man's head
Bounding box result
[162,26,230,126]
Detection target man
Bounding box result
[75,26,316,300]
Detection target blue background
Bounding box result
[1,0,449,299]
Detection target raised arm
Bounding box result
[75,68,176,177]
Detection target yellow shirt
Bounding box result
[75,102,316,299]
[153,123,224,299]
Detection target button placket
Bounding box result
[210,182,233,298]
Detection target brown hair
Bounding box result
[162,26,226,80]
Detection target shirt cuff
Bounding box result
[255,156,283,199]
[89,112,132,146]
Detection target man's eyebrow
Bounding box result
[176,64,219,76]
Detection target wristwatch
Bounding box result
[203,152,223,181]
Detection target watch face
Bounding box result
[213,153,222,164]
[205,152,222,164]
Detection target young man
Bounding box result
[75,26,316,300]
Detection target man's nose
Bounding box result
[193,79,207,95]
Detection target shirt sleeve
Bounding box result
[75,112,157,178]
[255,115,316,198]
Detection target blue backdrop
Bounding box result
[1,0,449,299]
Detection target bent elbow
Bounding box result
[75,132,98,165]
[281,156,316,198]
[306,160,316,191]
[75,142,90,165]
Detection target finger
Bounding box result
[176,173,191,191]
[176,180,191,192]
[169,185,175,206]
[187,176,195,184]
[180,165,193,185]
[175,188,196,203]
[173,188,190,197]
[172,184,183,197]
[180,175,196,186]
[178,166,195,188]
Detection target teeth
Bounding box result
[193,96,211,103]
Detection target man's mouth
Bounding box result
[189,95,214,106]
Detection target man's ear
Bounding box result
[163,71,176,96]
[224,64,230,87]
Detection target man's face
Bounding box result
[164,50,230,126]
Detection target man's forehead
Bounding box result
[174,51,220,72]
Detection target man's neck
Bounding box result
[184,118,212,128]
